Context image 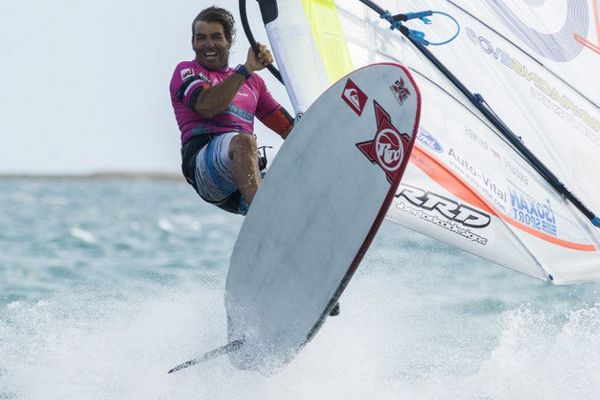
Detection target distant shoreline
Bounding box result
[0,172,184,181]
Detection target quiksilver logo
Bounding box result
[341,79,368,116]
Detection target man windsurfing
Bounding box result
[170,6,293,215]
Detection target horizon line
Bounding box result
[0,171,184,181]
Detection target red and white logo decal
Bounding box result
[356,101,410,183]
[341,79,368,116]
[180,67,194,80]
[389,78,411,105]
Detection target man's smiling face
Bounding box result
[192,21,231,70]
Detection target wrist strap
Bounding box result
[234,64,251,80]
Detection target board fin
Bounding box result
[168,339,244,374]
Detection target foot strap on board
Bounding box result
[168,339,244,374]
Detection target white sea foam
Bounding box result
[467,306,600,400]
[159,215,202,233]
[158,218,175,232]
[69,227,96,244]
[3,179,600,400]
[2,271,600,400]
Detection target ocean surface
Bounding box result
[1,178,600,400]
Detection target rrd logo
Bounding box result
[356,101,410,183]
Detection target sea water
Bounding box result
[1,178,599,400]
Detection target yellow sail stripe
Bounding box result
[300,0,353,83]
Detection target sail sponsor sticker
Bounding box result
[356,101,410,183]
[397,184,491,228]
[389,78,411,105]
[341,79,368,116]
[417,128,443,153]
[394,184,490,245]
[509,183,557,235]
[447,147,508,211]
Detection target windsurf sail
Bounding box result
[248,0,600,284]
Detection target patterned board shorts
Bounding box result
[194,132,239,204]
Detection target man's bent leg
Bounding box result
[229,134,260,205]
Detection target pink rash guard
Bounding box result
[169,59,281,144]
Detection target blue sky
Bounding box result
[0,0,291,174]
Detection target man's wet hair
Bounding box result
[192,6,236,44]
